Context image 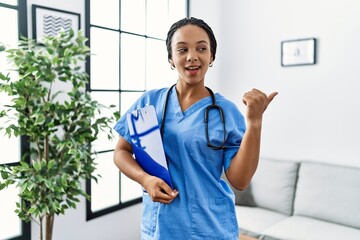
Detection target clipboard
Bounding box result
[126,105,173,189]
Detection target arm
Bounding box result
[113,136,178,203]
[226,89,278,190]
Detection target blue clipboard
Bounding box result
[126,105,173,189]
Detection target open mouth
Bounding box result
[185,66,200,70]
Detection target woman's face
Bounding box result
[170,24,213,86]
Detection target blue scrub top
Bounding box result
[114,86,246,240]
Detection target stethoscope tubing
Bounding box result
[160,84,226,150]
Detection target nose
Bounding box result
[187,49,198,62]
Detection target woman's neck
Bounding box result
[175,82,210,111]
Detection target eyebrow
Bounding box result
[175,40,209,46]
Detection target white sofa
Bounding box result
[226,158,360,240]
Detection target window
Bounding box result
[85,0,188,220]
[0,1,29,239]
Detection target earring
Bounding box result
[170,65,175,70]
[209,62,213,67]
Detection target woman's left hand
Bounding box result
[242,88,278,125]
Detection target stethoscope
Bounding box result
[160,84,226,150]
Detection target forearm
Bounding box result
[226,122,262,190]
[113,138,148,187]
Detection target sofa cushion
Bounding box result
[260,216,360,240]
[221,174,256,207]
[234,185,256,206]
[250,158,300,215]
[294,161,360,229]
[235,205,288,238]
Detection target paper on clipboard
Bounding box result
[126,105,173,189]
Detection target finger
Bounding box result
[242,97,247,106]
[159,181,178,198]
[242,89,264,106]
[157,196,177,204]
[153,189,178,203]
[242,92,251,105]
[160,190,178,200]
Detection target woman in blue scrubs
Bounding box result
[113,17,278,239]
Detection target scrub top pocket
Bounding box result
[141,194,159,237]
[192,123,224,164]
[190,197,237,239]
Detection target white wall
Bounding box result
[26,1,141,239]
[189,0,222,91]
[192,0,360,168]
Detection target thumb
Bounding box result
[267,92,278,104]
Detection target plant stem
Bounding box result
[39,215,43,240]
[47,82,52,102]
[36,138,42,163]
[45,213,54,240]
[44,136,49,163]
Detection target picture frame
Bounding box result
[281,38,316,67]
[32,5,81,43]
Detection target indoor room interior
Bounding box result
[0,0,359,239]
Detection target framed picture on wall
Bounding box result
[32,5,80,43]
[281,38,316,67]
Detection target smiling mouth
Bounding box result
[185,66,200,70]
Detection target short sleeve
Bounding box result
[113,112,132,143]
[113,88,168,144]
[113,92,148,144]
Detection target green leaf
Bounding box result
[28,206,37,214]
[27,182,35,191]
[42,159,48,168]
[33,161,41,172]
[35,114,45,125]
[1,171,9,180]
[44,180,52,189]
[0,72,9,80]
[46,47,54,54]
[20,161,30,169]
[60,175,68,186]
[52,201,60,211]
[47,160,55,170]
[0,183,6,190]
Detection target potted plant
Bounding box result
[0,29,118,240]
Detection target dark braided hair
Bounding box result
[166,17,217,63]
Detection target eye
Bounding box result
[177,48,187,53]
[197,47,207,52]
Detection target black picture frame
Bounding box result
[32,5,80,43]
[281,38,316,67]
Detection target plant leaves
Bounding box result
[1,171,9,180]
[32,161,41,172]
[47,160,55,170]
[0,28,115,221]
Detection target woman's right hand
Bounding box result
[114,137,178,204]
[142,175,179,204]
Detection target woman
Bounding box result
[113,17,277,240]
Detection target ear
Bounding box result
[169,59,174,68]
[210,54,214,64]
[209,59,214,67]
